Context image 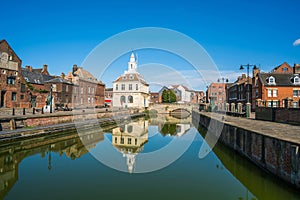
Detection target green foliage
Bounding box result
[160,123,177,136]
[25,81,49,93]
[162,89,176,103]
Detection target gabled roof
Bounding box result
[73,67,98,83]
[0,39,22,62]
[21,68,55,84]
[258,73,298,86]
[170,84,189,91]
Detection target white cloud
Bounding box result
[293,38,300,46]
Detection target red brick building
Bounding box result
[227,74,252,111]
[66,65,105,108]
[150,92,159,103]
[253,62,300,108]
[21,65,55,108]
[207,82,227,110]
[0,40,23,108]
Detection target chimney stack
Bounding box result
[73,64,78,74]
[61,72,65,79]
[42,64,49,75]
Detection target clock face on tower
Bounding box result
[0,52,9,64]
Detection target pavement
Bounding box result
[195,111,300,145]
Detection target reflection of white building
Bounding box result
[175,124,191,137]
[113,53,150,108]
[112,120,148,173]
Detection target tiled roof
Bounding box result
[73,67,98,83]
[45,77,72,84]
[21,68,55,84]
[114,72,148,85]
[258,73,299,86]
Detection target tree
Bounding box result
[162,89,177,103]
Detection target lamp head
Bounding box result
[240,65,244,70]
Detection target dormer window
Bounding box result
[268,76,275,85]
[294,76,300,84]
[129,75,133,80]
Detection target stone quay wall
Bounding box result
[192,110,300,189]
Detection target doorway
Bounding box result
[0,91,6,107]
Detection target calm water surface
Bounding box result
[1,115,300,200]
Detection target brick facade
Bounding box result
[0,40,22,108]
[252,62,300,109]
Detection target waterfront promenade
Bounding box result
[196,111,300,145]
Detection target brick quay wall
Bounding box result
[192,110,300,189]
[0,109,141,131]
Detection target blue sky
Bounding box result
[1,0,300,90]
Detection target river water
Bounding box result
[1,115,300,200]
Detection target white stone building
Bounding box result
[113,53,149,108]
[169,85,192,103]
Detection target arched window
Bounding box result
[128,95,133,103]
[120,96,126,104]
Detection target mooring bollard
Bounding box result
[33,108,35,115]
[12,108,15,116]
[42,107,44,114]
[23,108,26,115]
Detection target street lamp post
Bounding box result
[50,84,53,113]
[239,64,257,117]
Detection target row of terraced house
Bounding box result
[0,40,105,109]
[207,62,300,112]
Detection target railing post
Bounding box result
[12,108,15,116]
[33,108,35,115]
[23,108,26,115]
[42,107,44,114]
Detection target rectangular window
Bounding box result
[135,138,137,145]
[294,90,299,97]
[114,137,117,143]
[267,101,272,107]
[88,97,91,104]
[20,94,24,99]
[255,89,258,97]
[129,84,132,90]
[116,84,118,90]
[80,97,83,104]
[21,83,26,93]
[120,137,124,144]
[88,87,91,93]
[12,92,17,101]
[7,77,15,85]
[52,84,57,92]
[92,88,95,94]
[267,89,272,97]
[273,90,278,97]
[66,85,69,92]
[128,138,132,145]
[81,87,83,94]
[121,84,125,90]
[273,101,278,107]
[136,84,138,90]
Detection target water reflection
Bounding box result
[0,129,103,199]
[0,115,300,200]
[112,120,148,173]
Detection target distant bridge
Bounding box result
[149,103,197,115]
